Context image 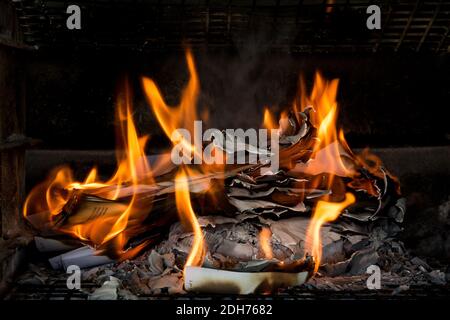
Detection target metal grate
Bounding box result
[7,279,450,300]
[9,0,450,53]
[7,280,93,300]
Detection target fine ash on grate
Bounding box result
[8,228,448,300]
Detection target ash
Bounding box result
[9,216,449,300]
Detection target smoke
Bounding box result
[194,23,300,130]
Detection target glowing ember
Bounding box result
[259,227,273,260]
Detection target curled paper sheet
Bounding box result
[34,236,81,253]
[184,266,309,294]
[48,246,114,270]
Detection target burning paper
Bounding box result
[23,49,402,295]
[184,266,309,295]
[49,246,114,270]
[184,256,315,294]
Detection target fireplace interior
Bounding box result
[0,0,449,301]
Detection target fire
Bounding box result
[300,72,355,181]
[262,107,278,131]
[142,49,211,270]
[23,81,154,258]
[142,49,199,136]
[292,73,358,273]
[259,227,273,260]
[142,49,203,162]
[289,73,367,273]
[305,193,355,273]
[23,166,73,218]
[326,0,335,13]
[23,47,396,281]
[175,169,206,269]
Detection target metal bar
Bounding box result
[296,0,304,25]
[395,0,421,51]
[205,0,210,41]
[247,0,256,30]
[416,0,441,52]
[226,0,231,37]
[180,0,186,39]
[436,22,450,52]
[374,0,392,52]
[0,137,39,151]
[0,35,35,50]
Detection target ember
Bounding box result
[22,49,404,295]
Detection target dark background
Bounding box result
[14,0,449,151]
[25,48,450,150]
[2,0,449,261]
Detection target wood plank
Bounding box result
[0,0,27,238]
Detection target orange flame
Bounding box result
[142,49,203,162]
[23,81,153,258]
[24,48,396,277]
[296,74,357,273]
[259,227,273,260]
[326,0,335,14]
[262,107,278,131]
[305,193,355,273]
[175,169,206,269]
[309,73,352,177]
[142,49,213,271]
[293,73,396,274]
[290,72,355,184]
